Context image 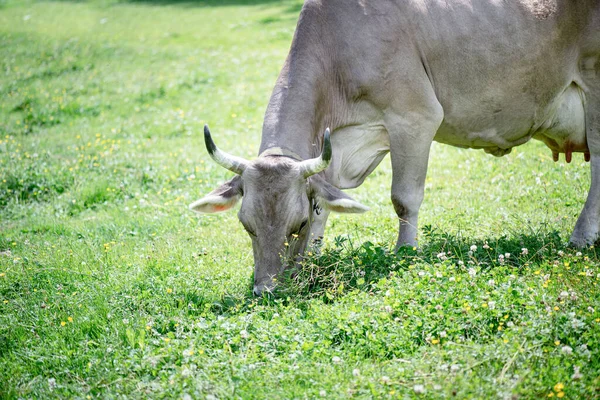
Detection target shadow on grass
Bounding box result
[207,228,596,314]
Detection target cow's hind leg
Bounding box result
[571,57,600,247]
[385,92,444,249]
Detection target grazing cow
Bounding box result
[191,0,600,295]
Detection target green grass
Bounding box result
[1,0,599,398]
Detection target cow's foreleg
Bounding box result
[571,59,600,247]
[386,100,443,249]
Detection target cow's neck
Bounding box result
[259,12,344,161]
[259,62,337,160]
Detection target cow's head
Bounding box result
[190,125,368,295]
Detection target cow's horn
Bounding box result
[300,128,332,178]
[204,125,248,175]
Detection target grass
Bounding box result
[0,0,599,398]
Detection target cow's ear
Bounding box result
[309,175,369,214]
[189,176,243,214]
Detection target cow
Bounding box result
[190,0,600,295]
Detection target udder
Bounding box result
[533,83,588,163]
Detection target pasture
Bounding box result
[0,0,599,398]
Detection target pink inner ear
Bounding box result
[213,204,229,212]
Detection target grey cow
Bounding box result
[191,0,600,295]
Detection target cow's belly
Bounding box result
[432,82,587,159]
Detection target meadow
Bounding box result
[0,0,599,398]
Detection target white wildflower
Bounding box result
[435,271,443,278]
[576,252,582,257]
[483,242,490,249]
[558,250,564,257]
[559,291,569,300]
[240,330,249,339]
[468,268,477,277]
[470,245,477,252]
[381,376,391,385]
[572,366,583,380]
[488,301,496,310]
[521,248,529,255]
[561,345,573,355]
[352,368,360,377]
[319,390,327,397]
[48,378,56,390]
[450,364,460,372]
[332,356,341,364]
[413,384,426,394]
[505,252,511,259]
[437,252,447,261]
[439,330,447,338]
[487,279,495,287]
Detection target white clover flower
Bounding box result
[468,268,477,277]
[384,305,393,313]
[435,304,443,311]
[319,390,327,397]
[570,291,578,301]
[352,368,360,377]
[559,291,569,300]
[470,245,478,252]
[418,271,426,277]
[561,345,573,355]
[572,366,583,380]
[449,276,456,282]
[436,271,443,278]
[413,384,426,394]
[450,364,460,372]
[437,252,447,261]
[505,252,511,259]
[576,252,582,257]
[488,301,496,310]
[240,330,249,339]
[588,306,595,313]
[521,248,529,255]
[381,376,391,385]
[487,279,495,287]
[506,321,514,327]
[48,378,56,390]
[483,242,490,249]
[558,250,564,257]
[439,330,447,338]
[332,356,341,364]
